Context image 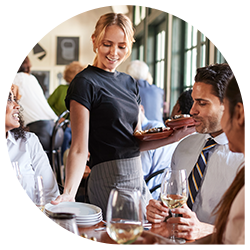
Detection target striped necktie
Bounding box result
[187,138,217,209]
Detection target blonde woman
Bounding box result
[52,13,194,217]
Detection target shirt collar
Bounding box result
[208,132,228,145]
[6,131,18,145]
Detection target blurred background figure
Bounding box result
[126,60,164,123]
[48,61,86,116]
[5,49,57,126]
[48,61,86,161]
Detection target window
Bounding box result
[131,36,144,61]
[133,6,146,26]
[236,5,246,69]
[183,23,209,90]
[155,24,166,89]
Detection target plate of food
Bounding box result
[133,127,173,141]
[165,114,195,129]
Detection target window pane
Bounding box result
[185,12,192,49]
[192,8,198,46]
[191,48,197,84]
[200,44,206,67]
[184,50,190,86]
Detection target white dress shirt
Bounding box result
[7,131,59,203]
[171,132,244,224]
[13,72,58,126]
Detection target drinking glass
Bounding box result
[106,188,144,244]
[12,161,23,185]
[160,169,188,243]
[5,162,21,232]
[14,174,45,234]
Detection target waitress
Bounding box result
[52,13,194,217]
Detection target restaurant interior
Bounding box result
[5,5,245,245]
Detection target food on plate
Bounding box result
[165,114,195,129]
[134,126,171,136]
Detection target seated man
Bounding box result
[146,63,244,241]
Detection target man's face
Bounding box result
[190,82,224,137]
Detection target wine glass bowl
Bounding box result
[106,188,144,244]
[160,169,188,243]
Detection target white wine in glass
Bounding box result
[160,169,188,243]
[106,188,144,244]
[14,174,45,234]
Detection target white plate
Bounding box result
[45,211,102,223]
[46,213,102,227]
[45,202,102,218]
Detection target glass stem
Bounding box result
[170,212,176,241]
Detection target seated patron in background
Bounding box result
[126,60,164,123]
[141,89,194,199]
[146,63,244,241]
[6,87,59,203]
[5,49,57,126]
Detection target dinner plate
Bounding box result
[134,129,173,141]
[45,202,102,218]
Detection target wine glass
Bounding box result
[5,162,21,232]
[14,174,45,234]
[106,188,144,244]
[160,169,188,243]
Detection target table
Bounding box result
[9,218,184,245]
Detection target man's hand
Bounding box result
[146,199,170,223]
[166,204,214,241]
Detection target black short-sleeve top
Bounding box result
[65,65,141,168]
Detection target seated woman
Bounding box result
[6,87,59,203]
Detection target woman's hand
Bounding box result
[170,125,196,142]
[51,193,75,205]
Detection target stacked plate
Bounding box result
[45,202,102,227]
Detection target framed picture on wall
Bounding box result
[56,36,79,65]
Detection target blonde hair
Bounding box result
[63,61,86,83]
[92,13,135,66]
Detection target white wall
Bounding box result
[5,5,129,93]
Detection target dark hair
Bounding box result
[5,74,26,140]
[211,76,244,243]
[224,76,243,120]
[5,49,31,73]
[178,89,193,115]
[194,63,233,103]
